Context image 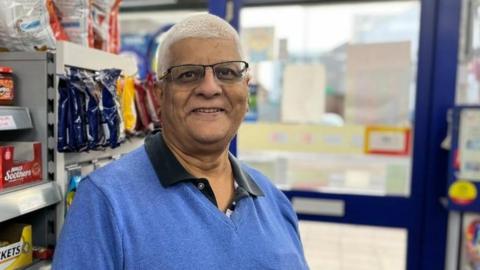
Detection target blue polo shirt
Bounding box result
[53,133,309,270]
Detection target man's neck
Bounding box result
[163,134,231,181]
[163,133,236,211]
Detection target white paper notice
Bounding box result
[459,109,480,180]
[369,131,407,152]
[282,64,326,123]
[0,115,16,130]
[345,42,411,125]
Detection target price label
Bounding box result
[0,115,16,130]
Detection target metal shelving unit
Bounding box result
[0,43,141,248]
[0,181,61,223]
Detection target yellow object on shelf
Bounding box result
[120,76,137,133]
[0,224,32,270]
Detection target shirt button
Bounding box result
[197,182,205,190]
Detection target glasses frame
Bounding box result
[158,60,249,84]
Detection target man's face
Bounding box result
[158,37,249,153]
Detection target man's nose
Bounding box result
[195,67,222,96]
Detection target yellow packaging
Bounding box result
[0,224,32,270]
[121,76,137,133]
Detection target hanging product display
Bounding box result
[57,67,124,152]
[57,67,158,152]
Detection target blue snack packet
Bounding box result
[97,69,123,148]
[79,70,103,150]
[57,77,72,152]
[66,175,83,212]
[69,68,88,151]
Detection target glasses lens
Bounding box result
[171,65,204,84]
[214,62,247,82]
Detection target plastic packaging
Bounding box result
[91,0,121,52]
[134,81,154,133]
[80,70,104,150]
[68,69,88,151]
[144,73,161,129]
[53,0,92,47]
[97,69,124,148]
[0,67,14,105]
[57,77,72,152]
[66,175,83,211]
[0,0,68,51]
[120,76,137,134]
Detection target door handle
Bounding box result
[292,197,345,217]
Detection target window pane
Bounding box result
[299,221,407,270]
[239,1,420,196]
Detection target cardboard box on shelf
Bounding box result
[0,224,32,270]
[0,142,42,190]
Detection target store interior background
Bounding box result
[120,2,420,269]
[121,0,479,269]
[1,0,479,269]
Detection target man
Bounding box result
[53,14,309,269]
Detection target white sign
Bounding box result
[345,42,411,125]
[459,109,480,180]
[282,64,326,123]
[0,115,16,130]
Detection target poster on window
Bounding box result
[281,64,326,123]
[241,27,274,62]
[345,41,411,125]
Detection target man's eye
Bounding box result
[175,70,201,82]
[216,68,240,80]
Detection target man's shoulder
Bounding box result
[240,162,282,195]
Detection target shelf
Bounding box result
[0,106,32,130]
[0,181,62,223]
[23,260,51,270]
[56,41,137,76]
[63,137,145,165]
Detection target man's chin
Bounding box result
[192,132,231,146]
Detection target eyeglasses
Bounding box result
[158,61,249,85]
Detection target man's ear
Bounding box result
[154,81,164,117]
[154,81,164,99]
[245,75,251,112]
[245,73,251,86]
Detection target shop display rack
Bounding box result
[0,181,61,223]
[0,42,140,248]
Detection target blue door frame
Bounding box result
[210,0,461,269]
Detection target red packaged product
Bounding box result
[91,0,121,52]
[0,142,42,189]
[144,73,161,128]
[134,81,153,133]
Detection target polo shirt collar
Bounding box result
[144,132,264,197]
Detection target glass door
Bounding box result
[235,1,447,269]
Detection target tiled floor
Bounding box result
[299,221,407,270]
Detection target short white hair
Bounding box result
[156,13,244,76]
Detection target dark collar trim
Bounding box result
[228,153,264,197]
[144,132,264,197]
